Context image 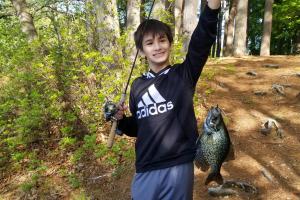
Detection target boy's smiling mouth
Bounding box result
[153,51,166,57]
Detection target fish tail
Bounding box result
[205,172,223,185]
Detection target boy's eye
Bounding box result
[146,42,153,45]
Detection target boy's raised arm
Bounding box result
[208,0,221,10]
[181,0,220,87]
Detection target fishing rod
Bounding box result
[107,0,156,148]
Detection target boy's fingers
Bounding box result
[114,111,124,120]
[112,104,128,120]
[117,105,128,111]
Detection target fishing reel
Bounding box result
[104,101,123,137]
[103,101,118,122]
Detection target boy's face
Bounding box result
[141,32,171,72]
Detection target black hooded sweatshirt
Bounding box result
[118,5,219,173]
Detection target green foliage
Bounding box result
[224,64,236,74]
[71,191,91,200]
[70,148,85,164]
[248,0,300,55]
[272,0,300,54]
[201,68,218,81]
[27,153,42,170]
[117,0,127,32]
[11,152,26,162]
[68,173,81,189]
[205,88,215,96]
[20,182,35,193]
[170,36,186,65]
[248,0,264,55]
[19,173,40,193]
[82,134,97,149]
[59,137,77,149]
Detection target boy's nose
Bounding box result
[153,41,161,50]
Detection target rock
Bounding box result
[246,71,257,76]
[208,186,237,197]
[218,82,226,88]
[261,118,283,138]
[264,64,280,69]
[254,91,267,96]
[281,84,292,88]
[208,180,258,197]
[261,127,271,135]
[272,84,285,95]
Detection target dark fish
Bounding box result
[195,105,234,185]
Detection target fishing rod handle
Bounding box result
[107,93,126,149]
[107,119,117,148]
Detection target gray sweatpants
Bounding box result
[131,162,194,200]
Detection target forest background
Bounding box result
[0,0,299,199]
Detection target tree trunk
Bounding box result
[11,0,38,42]
[260,0,273,56]
[224,0,237,56]
[94,0,120,55]
[183,0,200,51]
[165,0,175,30]
[233,0,248,56]
[222,0,230,56]
[296,32,300,54]
[216,1,223,57]
[153,0,165,21]
[211,42,216,57]
[127,0,140,31]
[126,0,140,58]
[140,0,146,22]
[85,0,96,50]
[174,0,184,37]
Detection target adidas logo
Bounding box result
[136,84,174,119]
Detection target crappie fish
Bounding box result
[195,105,234,185]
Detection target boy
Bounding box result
[114,1,220,199]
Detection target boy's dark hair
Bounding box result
[134,19,173,50]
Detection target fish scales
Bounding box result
[195,105,234,185]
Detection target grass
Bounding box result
[241,96,255,106]
[71,191,91,200]
[201,68,218,80]
[205,88,215,95]
[0,76,9,88]
[224,64,237,74]
[68,173,81,189]
[19,173,40,193]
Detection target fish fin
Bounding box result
[224,142,235,162]
[194,158,209,171]
[194,144,209,171]
[205,172,223,185]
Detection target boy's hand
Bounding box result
[114,104,128,120]
[207,0,221,9]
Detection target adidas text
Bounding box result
[137,101,174,119]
